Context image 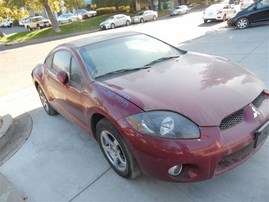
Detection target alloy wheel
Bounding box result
[100,130,127,172]
[236,18,249,29]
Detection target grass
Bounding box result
[0,10,170,44]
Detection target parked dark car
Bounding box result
[32,32,269,182]
[227,0,269,29]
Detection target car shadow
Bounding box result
[198,20,222,27]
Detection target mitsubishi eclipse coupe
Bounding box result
[32,32,269,182]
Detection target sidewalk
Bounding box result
[0,25,268,201]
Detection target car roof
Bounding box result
[61,32,141,48]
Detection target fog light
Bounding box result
[168,165,182,176]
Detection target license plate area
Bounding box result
[254,120,269,148]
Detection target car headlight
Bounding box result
[126,111,200,139]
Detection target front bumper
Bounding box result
[100,24,110,30]
[227,18,236,26]
[118,95,269,182]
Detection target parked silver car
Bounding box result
[100,14,131,30]
[170,5,190,16]
[76,9,97,19]
[57,13,78,24]
[132,10,158,23]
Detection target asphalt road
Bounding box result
[0,10,268,202]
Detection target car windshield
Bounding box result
[79,34,185,79]
[105,16,114,21]
[136,12,144,16]
[208,4,224,10]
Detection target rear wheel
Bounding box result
[236,17,249,29]
[96,118,141,179]
[126,20,130,26]
[140,18,144,23]
[37,86,57,116]
[111,23,115,29]
[153,16,156,21]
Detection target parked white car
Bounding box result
[1,19,13,27]
[76,9,97,19]
[132,10,158,23]
[170,5,190,16]
[57,13,78,24]
[24,16,51,31]
[19,17,29,26]
[203,4,236,22]
[100,14,131,30]
[240,0,254,10]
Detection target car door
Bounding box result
[144,11,150,21]
[249,0,269,23]
[46,50,86,125]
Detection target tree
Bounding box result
[64,0,84,10]
[6,0,61,33]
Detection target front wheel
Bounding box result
[140,18,144,23]
[111,23,115,29]
[126,20,130,26]
[37,86,57,116]
[236,17,249,29]
[222,14,227,22]
[96,119,141,179]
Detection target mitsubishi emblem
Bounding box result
[251,106,260,119]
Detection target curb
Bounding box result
[0,113,32,202]
[0,115,15,149]
[0,173,26,202]
[0,113,33,167]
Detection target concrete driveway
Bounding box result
[0,25,268,201]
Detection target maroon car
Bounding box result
[32,32,269,182]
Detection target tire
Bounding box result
[36,25,40,30]
[126,20,130,26]
[27,26,32,31]
[222,14,227,22]
[37,86,57,116]
[153,16,156,21]
[236,17,249,29]
[140,18,144,23]
[204,19,208,23]
[96,118,141,179]
[111,23,115,29]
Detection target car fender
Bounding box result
[83,82,144,138]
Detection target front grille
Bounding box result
[252,93,265,108]
[219,92,266,131]
[220,109,244,131]
[215,142,254,175]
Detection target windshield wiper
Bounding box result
[95,66,151,79]
[143,56,180,67]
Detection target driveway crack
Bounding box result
[68,167,111,202]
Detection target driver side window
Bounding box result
[52,50,71,77]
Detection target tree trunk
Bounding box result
[43,3,61,33]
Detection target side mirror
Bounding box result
[56,70,69,84]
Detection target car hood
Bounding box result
[98,52,265,126]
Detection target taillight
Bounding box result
[217,10,222,14]
[264,89,269,96]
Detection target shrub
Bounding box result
[96,7,116,15]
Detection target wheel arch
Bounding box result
[90,113,105,139]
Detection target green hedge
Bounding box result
[96,6,130,15]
